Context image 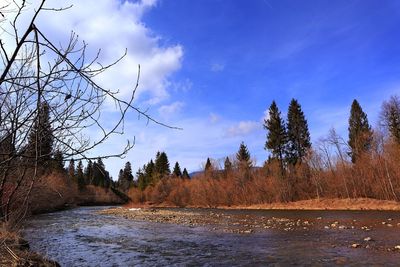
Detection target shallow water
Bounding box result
[23,207,400,266]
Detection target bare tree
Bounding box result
[0,0,175,224]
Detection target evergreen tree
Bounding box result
[182,168,190,179]
[173,161,182,177]
[154,151,170,177]
[117,169,124,187]
[286,99,311,165]
[224,157,232,172]
[236,142,252,169]
[76,160,85,190]
[52,150,64,171]
[0,131,14,164]
[204,157,212,172]
[381,95,400,144]
[26,102,54,166]
[84,160,93,185]
[137,166,146,191]
[144,160,155,185]
[348,99,373,163]
[68,159,75,180]
[123,161,134,182]
[92,158,109,187]
[264,101,287,174]
[118,161,134,191]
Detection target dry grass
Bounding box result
[223,198,400,211]
[0,227,59,267]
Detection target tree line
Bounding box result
[125,95,400,206]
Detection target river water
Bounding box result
[23,206,400,266]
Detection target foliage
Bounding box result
[236,142,252,169]
[348,99,373,163]
[286,99,311,165]
[381,95,400,144]
[173,162,182,177]
[264,101,287,174]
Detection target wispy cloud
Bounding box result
[211,62,225,72]
[158,101,185,118]
[225,121,261,137]
[209,113,221,124]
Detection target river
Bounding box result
[23,206,400,266]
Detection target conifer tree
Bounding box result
[286,99,311,165]
[118,161,134,191]
[348,99,373,163]
[123,161,134,183]
[224,157,232,172]
[84,160,93,185]
[204,158,212,172]
[137,166,146,191]
[68,159,75,180]
[264,101,287,174]
[52,150,64,172]
[26,102,54,166]
[236,142,252,169]
[144,160,155,185]
[381,95,400,144]
[154,151,170,177]
[173,161,182,177]
[182,168,190,179]
[117,169,124,188]
[76,160,85,190]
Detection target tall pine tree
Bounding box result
[381,95,400,144]
[182,168,190,179]
[173,161,182,177]
[68,159,75,180]
[286,99,311,165]
[154,151,170,178]
[224,157,232,172]
[204,158,212,172]
[26,102,54,166]
[348,99,373,163]
[264,101,287,174]
[76,160,85,190]
[236,142,252,169]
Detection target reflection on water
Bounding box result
[23,207,400,266]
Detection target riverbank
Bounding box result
[224,198,400,211]
[0,228,59,266]
[123,198,400,211]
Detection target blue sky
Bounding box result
[14,0,400,177]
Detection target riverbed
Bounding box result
[23,206,400,266]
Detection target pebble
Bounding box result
[395,245,400,250]
[364,237,373,242]
[387,224,393,227]
[351,243,361,248]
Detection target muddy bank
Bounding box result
[100,207,400,252]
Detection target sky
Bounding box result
[5,0,400,178]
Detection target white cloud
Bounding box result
[32,0,183,104]
[211,62,225,72]
[225,121,261,137]
[209,113,221,123]
[158,101,185,118]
